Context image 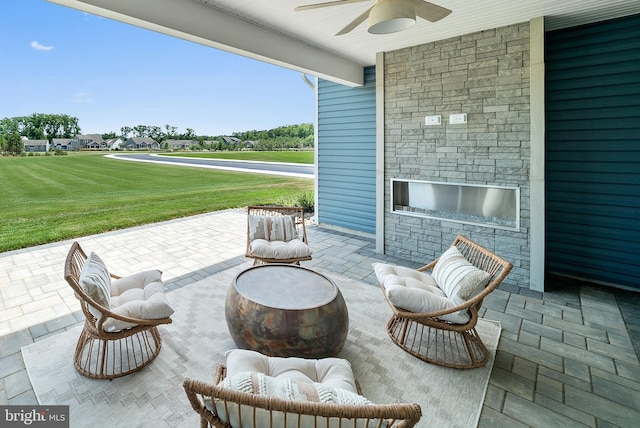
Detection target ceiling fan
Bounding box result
[295,0,452,36]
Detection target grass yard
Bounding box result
[166,151,314,164]
[0,152,313,253]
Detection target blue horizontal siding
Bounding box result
[545,13,640,289]
[317,66,377,234]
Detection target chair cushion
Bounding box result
[102,269,174,332]
[384,284,471,324]
[78,252,112,319]
[250,238,312,260]
[373,263,438,290]
[373,262,470,324]
[225,349,358,392]
[214,349,374,428]
[432,246,491,304]
[249,214,298,242]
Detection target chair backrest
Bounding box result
[184,366,422,428]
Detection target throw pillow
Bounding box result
[432,246,491,305]
[214,372,374,428]
[248,214,298,242]
[220,372,373,405]
[79,252,112,318]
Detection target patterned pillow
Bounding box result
[213,372,374,428]
[220,372,373,405]
[432,246,491,304]
[249,215,298,242]
[79,252,112,318]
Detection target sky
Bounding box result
[0,0,316,137]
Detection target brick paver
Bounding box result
[0,209,638,427]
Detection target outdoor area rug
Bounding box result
[22,264,501,428]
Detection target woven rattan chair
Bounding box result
[376,235,512,369]
[184,364,422,428]
[245,205,312,265]
[64,241,173,379]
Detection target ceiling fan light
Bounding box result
[367,0,416,34]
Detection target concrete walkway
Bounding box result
[1,209,639,427]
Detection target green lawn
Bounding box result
[0,152,313,253]
[165,151,314,164]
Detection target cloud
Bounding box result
[30,41,54,51]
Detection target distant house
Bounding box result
[165,139,197,150]
[72,134,104,150]
[123,137,159,150]
[22,137,49,152]
[105,138,124,151]
[220,136,242,145]
[52,138,74,150]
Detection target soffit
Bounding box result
[48,0,640,85]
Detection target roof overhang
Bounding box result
[49,0,364,86]
[48,0,640,87]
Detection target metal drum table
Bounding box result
[225,264,349,358]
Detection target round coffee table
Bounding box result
[225,264,349,358]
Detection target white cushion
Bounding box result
[213,349,374,428]
[250,238,312,260]
[79,252,112,319]
[373,263,438,291]
[102,269,174,332]
[384,284,470,324]
[432,246,491,305]
[249,214,298,242]
[373,262,470,324]
[225,349,358,392]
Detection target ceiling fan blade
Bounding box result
[335,5,374,35]
[412,0,452,23]
[295,0,371,12]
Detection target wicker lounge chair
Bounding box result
[245,205,312,265]
[374,235,512,369]
[184,350,422,428]
[64,241,174,379]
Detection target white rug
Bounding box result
[22,265,500,428]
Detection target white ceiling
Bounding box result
[49,0,640,86]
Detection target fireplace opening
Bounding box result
[391,179,520,230]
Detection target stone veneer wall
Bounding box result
[383,22,531,289]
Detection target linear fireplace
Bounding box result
[391,179,520,231]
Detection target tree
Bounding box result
[164,124,177,138]
[120,126,133,138]
[184,128,196,139]
[0,114,80,139]
[102,132,117,140]
[147,125,163,142]
[133,125,148,137]
[2,132,24,155]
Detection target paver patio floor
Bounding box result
[1,209,639,427]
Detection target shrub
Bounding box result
[296,191,314,213]
[274,191,314,213]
